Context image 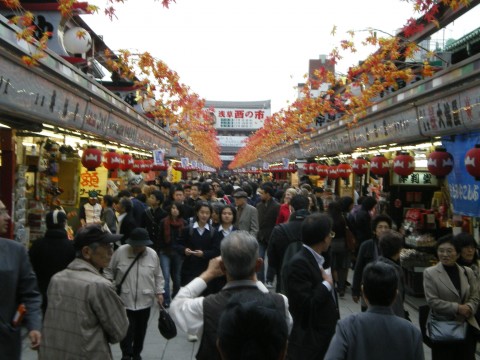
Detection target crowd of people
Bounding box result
[1,175,480,359]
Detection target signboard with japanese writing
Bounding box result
[391,171,438,187]
[443,132,480,217]
[458,85,480,131]
[211,107,270,129]
[313,129,351,156]
[79,166,108,198]
[217,136,248,147]
[153,149,165,165]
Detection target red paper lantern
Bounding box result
[316,164,329,178]
[352,158,369,176]
[304,163,312,175]
[328,165,339,179]
[337,163,352,179]
[119,154,134,171]
[370,155,390,176]
[393,153,415,177]
[103,150,121,170]
[132,160,143,174]
[81,147,102,171]
[465,144,480,180]
[427,147,453,178]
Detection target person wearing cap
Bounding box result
[104,228,165,360]
[40,224,128,360]
[29,210,75,315]
[79,190,103,227]
[0,201,42,359]
[233,190,259,238]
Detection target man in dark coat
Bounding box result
[284,213,339,360]
[29,210,75,314]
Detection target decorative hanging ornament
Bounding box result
[465,144,480,180]
[119,154,134,171]
[393,152,415,177]
[427,147,454,178]
[81,146,102,171]
[316,164,329,178]
[328,165,339,179]
[103,150,121,170]
[352,158,369,176]
[337,163,352,179]
[304,163,312,175]
[132,160,143,174]
[370,155,390,176]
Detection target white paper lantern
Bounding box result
[63,27,92,54]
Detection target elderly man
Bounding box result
[40,224,128,360]
[170,230,293,360]
[0,201,42,359]
[233,190,259,237]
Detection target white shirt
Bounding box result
[303,244,333,292]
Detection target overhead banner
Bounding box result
[443,132,480,217]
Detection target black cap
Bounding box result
[74,224,122,250]
[126,228,154,247]
[233,191,248,198]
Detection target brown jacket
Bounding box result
[40,259,129,360]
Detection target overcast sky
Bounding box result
[83,0,480,113]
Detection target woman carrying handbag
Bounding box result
[423,234,480,360]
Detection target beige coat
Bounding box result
[40,259,129,360]
[423,262,480,329]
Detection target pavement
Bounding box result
[24,271,480,360]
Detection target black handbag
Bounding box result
[158,304,177,340]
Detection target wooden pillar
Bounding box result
[0,128,15,239]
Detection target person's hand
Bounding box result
[192,250,204,258]
[157,294,164,306]
[29,330,41,350]
[200,257,223,282]
[352,295,360,303]
[458,304,473,318]
[321,267,333,287]
[185,248,192,256]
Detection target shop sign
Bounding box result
[81,101,110,136]
[79,166,108,197]
[107,111,138,145]
[209,106,270,129]
[443,132,480,217]
[314,130,351,155]
[459,85,480,131]
[391,171,438,186]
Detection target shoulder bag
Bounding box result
[158,304,177,339]
[115,251,143,295]
[427,315,467,343]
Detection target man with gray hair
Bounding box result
[170,230,293,360]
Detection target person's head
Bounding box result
[160,181,172,196]
[289,194,309,212]
[183,184,192,198]
[220,231,261,280]
[242,183,253,197]
[221,204,237,226]
[45,210,68,230]
[148,190,164,208]
[136,193,147,204]
[87,190,99,205]
[126,227,153,254]
[378,230,404,260]
[200,182,214,199]
[233,190,248,207]
[362,262,398,307]
[326,201,342,219]
[217,292,288,360]
[361,196,377,211]
[339,196,354,213]
[131,186,142,197]
[117,197,133,215]
[73,224,121,270]
[173,186,185,202]
[190,183,200,198]
[102,194,114,208]
[117,189,131,198]
[195,201,212,225]
[259,184,275,202]
[436,234,460,266]
[313,186,324,198]
[212,181,221,193]
[211,203,223,225]
[301,213,333,251]
[283,188,297,204]
[0,201,9,234]
[224,183,234,196]
[372,214,393,239]
[454,232,478,265]
[167,202,184,219]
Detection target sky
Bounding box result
[82,0,480,113]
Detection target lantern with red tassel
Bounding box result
[132,160,143,174]
[81,146,102,171]
[337,163,352,179]
[103,150,121,170]
[328,165,339,179]
[465,145,480,180]
[316,164,329,178]
[393,152,415,177]
[119,154,134,171]
[352,158,369,176]
[427,147,453,178]
[370,155,390,176]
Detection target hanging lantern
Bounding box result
[337,163,352,179]
[103,150,121,170]
[328,165,339,179]
[352,158,369,176]
[119,154,134,171]
[304,163,312,175]
[393,152,415,177]
[465,144,480,180]
[370,155,390,176]
[427,147,454,178]
[316,164,329,178]
[81,146,102,171]
[132,160,143,174]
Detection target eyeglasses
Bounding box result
[329,231,336,238]
[438,248,455,255]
